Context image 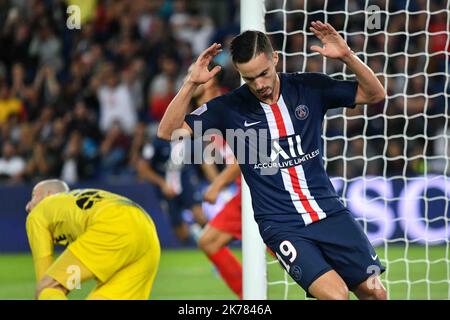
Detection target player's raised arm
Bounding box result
[309,21,385,105]
[157,43,222,141]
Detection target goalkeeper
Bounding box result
[25,179,160,300]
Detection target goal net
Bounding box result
[243,0,450,300]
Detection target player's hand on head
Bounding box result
[187,43,222,85]
[309,21,352,59]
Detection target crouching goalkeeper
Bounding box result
[25,179,160,300]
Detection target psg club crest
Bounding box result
[290,265,303,281]
[294,105,309,120]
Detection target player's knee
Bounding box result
[314,283,349,300]
[367,288,387,300]
[198,233,216,255]
[355,277,387,300]
[311,283,349,300]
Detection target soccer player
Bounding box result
[137,136,207,244]
[158,21,387,299]
[25,179,160,300]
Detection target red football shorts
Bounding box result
[209,191,242,240]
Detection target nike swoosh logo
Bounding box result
[244,120,261,127]
[371,254,378,261]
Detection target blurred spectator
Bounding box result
[67,0,97,25]
[47,116,68,156]
[33,105,55,142]
[430,126,450,175]
[61,130,96,184]
[325,139,344,177]
[68,99,100,142]
[24,141,60,182]
[122,58,146,113]
[0,9,31,67]
[346,138,381,178]
[136,0,162,39]
[3,113,21,143]
[407,138,425,175]
[0,140,26,183]
[73,21,97,57]
[128,122,149,175]
[10,62,28,99]
[148,53,183,122]
[16,123,34,160]
[96,63,137,134]
[0,82,25,124]
[137,136,207,244]
[33,64,61,107]
[99,121,131,177]
[28,20,62,72]
[385,139,406,176]
[429,10,449,55]
[346,138,366,178]
[171,8,214,56]
[64,56,92,108]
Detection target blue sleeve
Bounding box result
[297,72,358,111]
[184,98,226,138]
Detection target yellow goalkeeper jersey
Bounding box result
[26,189,147,280]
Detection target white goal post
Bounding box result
[241,0,268,301]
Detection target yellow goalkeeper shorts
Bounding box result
[46,204,161,300]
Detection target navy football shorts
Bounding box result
[258,211,386,297]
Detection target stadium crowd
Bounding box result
[0,0,240,185]
[0,0,448,188]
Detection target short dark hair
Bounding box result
[230,30,274,64]
[208,61,224,85]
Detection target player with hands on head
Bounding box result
[159,21,386,300]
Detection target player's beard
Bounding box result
[257,75,278,100]
[257,86,272,100]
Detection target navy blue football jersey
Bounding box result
[185,72,358,226]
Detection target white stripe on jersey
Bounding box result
[294,164,327,220]
[277,96,296,135]
[260,103,279,139]
[280,168,313,225]
[260,95,326,223]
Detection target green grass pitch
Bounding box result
[0,246,448,300]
